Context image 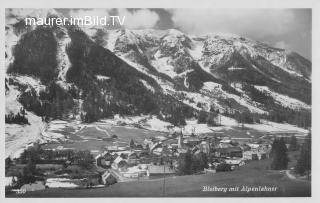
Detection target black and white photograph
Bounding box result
[2,0,318,199]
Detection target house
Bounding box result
[152,147,163,156]
[147,164,175,176]
[220,139,232,144]
[242,151,259,160]
[247,143,260,150]
[20,181,45,191]
[218,143,234,148]
[242,151,254,160]
[225,159,245,169]
[101,171,117,185]
[137,150,149,158]
[183,137,201,146]
[215,147,243,158]
[101,152,115,167]
[95,151,115,167]
[121,165,148,178]
[112,156,128,171]
[150,142,162,152]
[128,152,138,159]
[204,168,217,174]
[143,138,154,149]
[242,150,269,160]
[191,146,199,154]
[177,148,188,154]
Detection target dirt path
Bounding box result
[285,170,309,182]
[285,170,296,179]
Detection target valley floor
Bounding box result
[6,158,311,197]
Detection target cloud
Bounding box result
[67,8,159,34]
[118,9,160,29]
[168,9,311,59]
[168,9,295,37]
[69,9,111,35]
[6,8,57,24]
[69,9,110,22]
[274,41,290,50]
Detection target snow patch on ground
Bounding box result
[228,66,245,71]
[40,120,73,143]
[244,120,309,134]
[139,79,155,93]
[142,116,173,132]
[95,126,112,137]
[139,116,213,135]
[5,83,46,158]
[151,52,177,78]
[9,75,45,96]
[56,31,71,82]
[101,114,149,126]
[182,119,213,134]
[5,113,45,159]
[96,75,111,81]
[202,81,222,90]
[104,30,122,52]
[188,40,203,60]
[177,91,223,112]
[45,178,79,188]
[220,115,238,126]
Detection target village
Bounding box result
[6,124,306,194]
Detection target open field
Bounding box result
[42,125,167,155]
[40,121,288,150]
[7,157,311,197]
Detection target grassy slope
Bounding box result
[7,154,311,197]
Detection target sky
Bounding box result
[56,8,311,60]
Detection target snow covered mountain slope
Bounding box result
[5,9,311,158]
[5,9,311,116]
[95,28,311,109]
[5,76,45,158]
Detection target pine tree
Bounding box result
[177,151,192,175]
[191,155,201,173]
[207,112,217,126]
[198,152,208,170]
[5,157,12,170]
[129,139,135,149]
[197,110,207,124]
[271,137,289,170]
[289,135,298,151]
[295,132,311,175]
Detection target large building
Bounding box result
[215,147,243,158]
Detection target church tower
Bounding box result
[178,132,183,149]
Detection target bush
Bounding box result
[216,163,232,172]
[197,110,207,124]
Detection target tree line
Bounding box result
[270,134,311,177]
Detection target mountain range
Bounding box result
[5,9,311,132]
